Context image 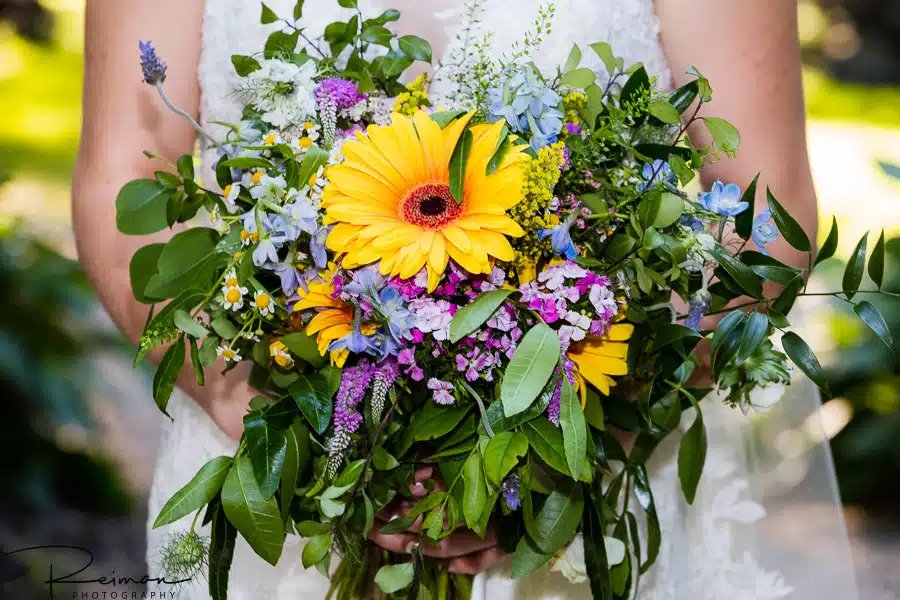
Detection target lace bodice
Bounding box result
[146,1,791,598]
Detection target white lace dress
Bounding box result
[146,1,801,598]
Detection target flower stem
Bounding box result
[155,82,222,149]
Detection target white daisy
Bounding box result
[220,284,248,311]
[216,343,242,363]
[251,291,275,317]
[221,183,241,214]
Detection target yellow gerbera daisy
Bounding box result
[567,323,634,396]
[322,110,528,291]
[293,277,353,367]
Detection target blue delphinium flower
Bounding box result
[698,180,748,217]
[685,289,713,330]
[330,314,373,355]
[487,66,564,150]
[501,474,521,510]
[139,41,167,84]
[376,286,413,345]
[343,267,388,298]
[539,211,579,259]
[752,209,778,256]
[269,256,302,296]
[638,160,676,191]
[309,227,329,269]
[679,215,705,232]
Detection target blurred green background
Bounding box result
[1,0,900,597]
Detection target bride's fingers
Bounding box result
[420,530,498,559]
[448,546,506,575]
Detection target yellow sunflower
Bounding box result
[322,111,528,291]
[567,323,635,396]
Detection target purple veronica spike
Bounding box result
[685,289,713,330]
[501,474,521,510]
[139,41,167,85]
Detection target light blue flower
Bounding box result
[310,227,329,269]
[330,313,373,354]
[638,160,676,191]
[698,180,748,217]
[487,66,564,150]
[253,239,279,267]
[539,211,579,259]
[752,209,778,256]
[343,267,388,298]
[268,254,302,296]
[376,286,413,345]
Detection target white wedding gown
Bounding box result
[147,1,861,598]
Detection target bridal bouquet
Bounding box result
[118,1,893,599]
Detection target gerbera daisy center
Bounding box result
[401,183,462,229]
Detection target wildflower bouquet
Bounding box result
[119,1,895,599]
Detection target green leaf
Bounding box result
[560,67,596,89]
[782,332,831,397]
[648,99,680,124]
[211,317,239,340]
[620,67,649,108]
[398,35,432,62]
[869,230,886,289]
[532,484,584,555]
[449,129,473,205]
[293,0,304,20]
[854,301,893,350]
[712,249,763,298]
[361,24,393,46]
[677,403,707,504]
[281,419,309,524]
[153,337,185,417]
[280,331,326,367]
[652,323,702,350]
[843,231,869,300]
[484,388,552,434]
[702,117,740,153]
[522,419,571,478]
[189,337,205,386]
[766,188,811,252]
[559,379,587,480]
[153,456,232,528]
[582,495,614,600]
[145,228,219,299]
[653,192,684,228]
[485,126,511,176]
[232,55,261,77]
[633,465,660,572]
[734,173,759,240]
[174,309,209,338]
[483,432,528,486]
[589,42,619,76]
[668,155,694,186]
[264,30,300,59]
[736,312,770,366]
[375,563,414,594]
[260,3,278,24]
[337,0,358,8]
[129,244,165,304]
[430,110,466,129]
[564,44,582,72]
[450,290,513,343]
[116,179,170,235]
[221,456,285,565]
[579,193,608,215]
[289,374,332,435]
[501,324,561,417]
[463,452,487,529]
[297,145,330,190]
[301,534,331,568]
[243,412,289,499]
[771,276,803,316]
[221,157,273,170]
[136,289,206,364]
[208,503,237,600]
[511,536,553,579]
[410,403,471,442]
[814,216,840,267]
[372,446,400,470]
[669,80,698,114]
[372,8,401,24]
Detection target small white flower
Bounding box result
[261,131,282,147]
[216,344,242,363]
[251,291,275,316]
[742,382,787,414]
[220,285,248,311]
[241,169,265,189]
[550,535,625,585]
[250,174,288,202]
[222,183,241,214]
[207,206,228,234]
[222,269,240,288]
[241,331,261,342]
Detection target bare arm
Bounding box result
[656,0,819,269]
[73,0,251,439]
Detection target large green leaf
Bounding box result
[869,229,886,289]
[301,534,331,569]
[766,188,811,252]
[449,129,473,204]
[153,337,185,417]
[483,432,528,486]
[221,456,285,565]
[260,2,278,23]
[501,324,561,417]
[843,231,869,300]
[733,173,759,240]
[582,495,614,600]
[648,99,680,124]
[145,228,219,299]
[854,301,893,350]
[289,373,332,435]
[463,452,487,529]
[736,312,769,366]
[560,67,596,89]
[116,179,170,235]
[174,309,210,338]
[244,411,289,499]
[531,485,584,555]
[771,276,803,316]
[398,35,432,61]
[782,332,831,397]
[511,535,553,579]
[677,403,707,504]
[297,145,329,190]
[450,290,513,343]
[814,216,839,267]
[280,331,327,367]
[409,402,471,442]
[153,456,232,528]
[208,503,237,600]
[375,563,415,594]
[280,419,309,524]
[129,244,166,304]
[523,419,576,479]
[484,387,552,434]
[559,379,587,480]
[712,250,763,298]
[702,117,740,153]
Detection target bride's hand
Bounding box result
[368,466,506,575]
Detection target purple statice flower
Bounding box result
[427,378,455,405]
[398,348,424,382]
[139,41,167,84]
[547,359,577,426]
[685,289,713,330]
[698,181,748,217]
[315,78,367,110]
[638,160,675,191]
[501,474,521,510]
[410,298,456,341]
[752,209,778,256]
